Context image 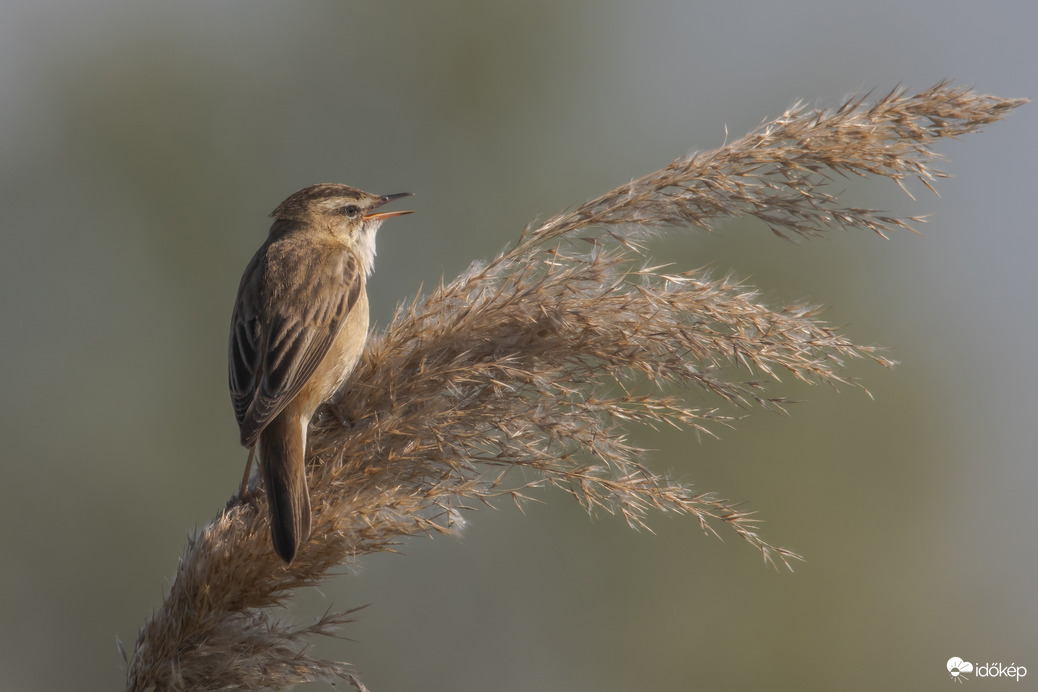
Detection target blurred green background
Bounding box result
[1,1,1034,690]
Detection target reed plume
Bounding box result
[124,82,1025,691]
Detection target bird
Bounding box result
[228,183,413,564]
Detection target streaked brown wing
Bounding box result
[229,243,362,448]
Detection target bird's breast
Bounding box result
[295,284,370,418]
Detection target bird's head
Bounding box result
[270,183,413,275]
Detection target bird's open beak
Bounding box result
[364,192,415,220]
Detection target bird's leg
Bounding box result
[320,401,356,429]
[238,446,260,509]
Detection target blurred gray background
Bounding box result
[1,1,1034,690]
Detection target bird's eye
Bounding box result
[341,204,361,218]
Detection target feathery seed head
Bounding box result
[126,83,1025,692]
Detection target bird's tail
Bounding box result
[258,412,312,564]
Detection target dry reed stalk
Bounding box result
[124,82,1025,691]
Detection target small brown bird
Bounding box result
[229,183,413,564]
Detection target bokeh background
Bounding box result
[1,2,1035,690]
